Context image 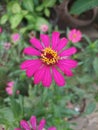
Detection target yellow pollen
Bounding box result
[73,34,77,38]
[41,47,59,65]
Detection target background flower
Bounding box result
[11,33,20,42]
[68,29,82,43]
[5,81,20,95]
[40,24,49,32]
[4,42,11,50]
[0,27,2,33]
[5,81,14,95]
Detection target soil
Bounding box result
[70,104,98,130]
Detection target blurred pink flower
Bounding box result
[0,27,2,33]
[11,33,20,42]
[40,24,49,32]
[14,115,56,130]
[5,81,14,95]
[68,29,82,43]
[5,81,20,95]
[4,42,11,50]
[20,31,77,87]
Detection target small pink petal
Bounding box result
[26,61,42,77]
[48,127,57,130]
[5,86,13,95]
[42,66,52,87]
[30,116,37,130]
[52,67,65,87]
[20,59,40,70]
[52,32,60,49]
[30,37,43,50]
[59,47,77,57]
[64,68,73,76]
[58,59,78,68]
[7,81,14,87]
[38,119,46,130]
[20,120,30,130]
[57,63,73,76]
[56,38,68,52]
[34,65,46,84]
[23,47,41,56]
[40,34,50,47]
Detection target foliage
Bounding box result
[70,0,98,15]
[0,0,55,32]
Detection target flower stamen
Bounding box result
[41,47,59,65]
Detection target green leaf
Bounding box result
[21,10,28,16]
[70,0,98,15]
[84,102,96,114]
[25,14,36,24]
[93,57,98,76]
[36,5,44,11]
[12,2,21,13]
[9,14,23,29]
[44,8,50,17]
[0,14,8,24]
[43,0,56,7]
[10,97,22,120]
[22,0,34,12]
[7,1,21,14]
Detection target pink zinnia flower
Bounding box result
[20,31,77,87]
[11,33,20,42]
[0,27,2,33]
[5,81,14,95]
[4,42,11,50]
[68,29,82,43]
[40,24,49,32]
[15,115,56,130]
[5,81,20,95]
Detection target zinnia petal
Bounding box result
[30,116,37,130]
[59,47,77,57]
[52,67,65,87]
[58,59,78,68]
[40,34,50,47]
[42,66,52,87]
[30,37,43,50]
[48,127,57,130]
[57,63,73,76]
[26,61,42,77]
[38,119,46,130]
[23,47,41,56]
[52,32,60,49]
[56,38,68,52]
[34,66,46,84]
[20,120,30,130]
[20,59,41,70]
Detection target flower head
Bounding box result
[11,33,20,42]
[68,29,82,43]
[0,27,2,33]
[40,24,49,32]
[20,31,78,87]
[5,81,20,95]
[14,115,56,130]
[4,42,11,50]
[5,81,14,95]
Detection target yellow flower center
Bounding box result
[41,47,59,65]
[73,34,77,38]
